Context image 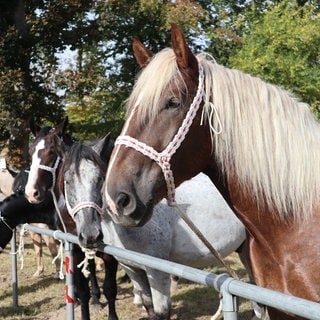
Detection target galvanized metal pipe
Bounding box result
[10,229,18,308]
[22,224,320,320]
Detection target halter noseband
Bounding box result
[64,181,104,220]
[115,62,205,205]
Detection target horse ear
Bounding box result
[55,117,69,136]
[132,37,154,68]
[28,117,41,137]
[53,134,66,157]
[171,23,197,70]
[92,133,114,163]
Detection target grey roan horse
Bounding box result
[61,136,248,319]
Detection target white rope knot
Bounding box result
[77,248,96,278]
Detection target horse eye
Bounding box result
[165,97,180,110]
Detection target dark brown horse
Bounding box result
[24,118,118,320]
[103,24,320,320]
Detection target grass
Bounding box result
[0,231,253,319]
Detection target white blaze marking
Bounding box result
[25,139,45,197]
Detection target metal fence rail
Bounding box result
[9,224,320,320]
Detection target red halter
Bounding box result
[115,62,205,205]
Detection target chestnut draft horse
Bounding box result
[104,24,320,320]
[24,118,118,320]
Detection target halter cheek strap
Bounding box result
[38,156,62,190]
[115,62,205,205]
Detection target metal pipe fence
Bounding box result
[9,224,320,320]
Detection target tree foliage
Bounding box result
[231,1,320,112]
[0,0,319,167]
[0,0,97,167]
[61,0,207,140]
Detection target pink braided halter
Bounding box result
[115,62,205,205]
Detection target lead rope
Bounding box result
[52,230,65,280]
[10,223,28,270]
[173,203,239,279]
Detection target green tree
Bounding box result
[230,1,320,113]
[61,0,208,139]
[0,0,97,167]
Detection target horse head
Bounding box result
[61,134,113,249]
[25,117,72,203]
[104,24,211,227]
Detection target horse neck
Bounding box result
[0,224,13,250]
[208,167,292,238]
[0,194,30,226]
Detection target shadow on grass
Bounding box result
[171,284,253,320]
[0,296,60,318]
[0,275,62,301]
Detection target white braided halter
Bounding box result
[115,62,205,205]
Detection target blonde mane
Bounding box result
[128,49,320,220]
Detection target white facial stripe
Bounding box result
[25,139,45,194]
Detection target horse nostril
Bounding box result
[116,192,131,213]
[34,190,40,199]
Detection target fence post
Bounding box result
[10,228,18,308]
[64,240,74,320]
[220,277,238,320]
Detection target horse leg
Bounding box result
[121,265,157,319]
[29,231,44,277]
[40,227,61,279]
[87,258,101,305]
[95,256,104,272]
[146,268,171,320]
[97,252,119,320]
[74,248,91,320]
